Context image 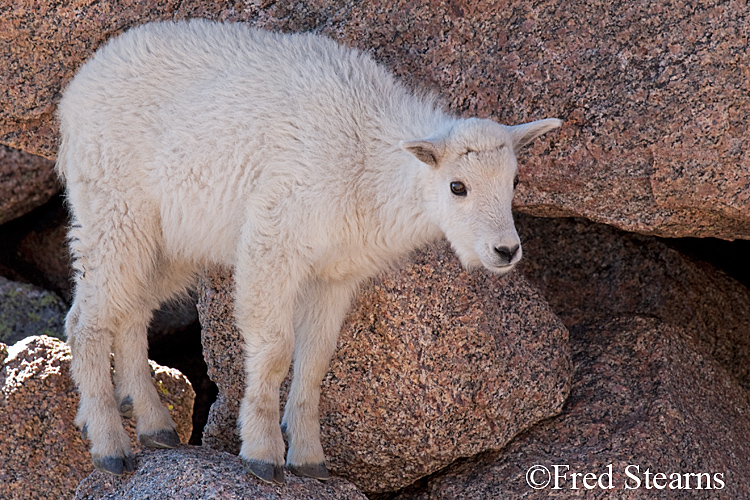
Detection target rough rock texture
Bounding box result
[197,240,571,493]
[516,214,750,389]
[0,195,72,300]
[150,360,196,444]
[13,200,72,299]
[398,316,750,499]
[0,276,67,345]
[0,145,59,225]
[3,0,749,239]
[387,216,750,498]
[74,446,368,500]
[0,336,195,500]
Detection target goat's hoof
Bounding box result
[93,454,135,476]
[288,462,330,481]
[242,459,285,485]
[81,424,88,442]
[139,428,180,449]
[119,396,134,418]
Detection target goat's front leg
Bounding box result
[233,248,303,485]
[283,279,356,480]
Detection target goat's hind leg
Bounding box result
[112,259,196,450]
[67,204,179,475]
[67,286,135,476]
[112,306,180,450]
[66,201,135,475]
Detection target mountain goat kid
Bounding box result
[57,19,561,484]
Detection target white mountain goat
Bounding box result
[57,19,561,484]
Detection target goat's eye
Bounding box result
[513,175,519,189]
[450,181,467,196]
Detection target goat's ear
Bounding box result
[401,138,445,167]
[507,118,562,154]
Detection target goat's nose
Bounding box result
[494,244,520,264]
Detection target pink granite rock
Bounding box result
[74,446,368,500]
[197,240,571,493]
[0,336,195,500]
[397,316,750,499]
[388,215,750,498]
[2,0,749,238]
[0,145,59,225]
[516,214,750,389]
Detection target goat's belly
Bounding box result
[159,194,243,266]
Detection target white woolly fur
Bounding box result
[57,19,561,481]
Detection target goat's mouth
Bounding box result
[485,261,517,276]
[480,249,521,274]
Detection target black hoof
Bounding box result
[119,396,134,418]
[139,428,180,449]
[81,424,88,442]
[289,462,330,481]
[242,459,285,485]
[93,454,135,476]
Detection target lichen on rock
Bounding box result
[0,276,67,345]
